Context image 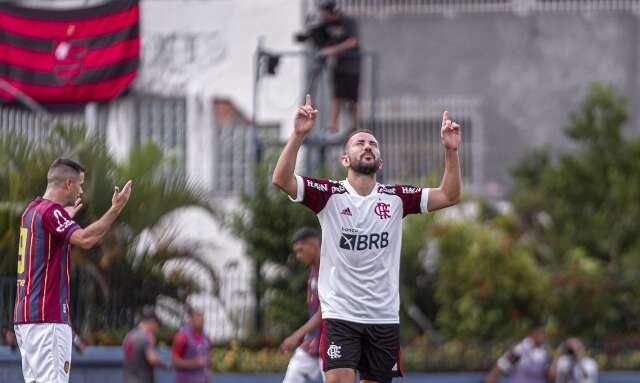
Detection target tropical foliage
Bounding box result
[0,123,217,333]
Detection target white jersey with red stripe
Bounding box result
[290,175,430,324]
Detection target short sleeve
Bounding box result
[395,185,429,216]
[140,334,152,351]
[555,355,570,375]
[289,175,335,214]
[345,17,358,39]
[496,351,514,373]
[42,206,80,240]
[172,332,188,358]
[580,358,598,382]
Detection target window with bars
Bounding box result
[132,94,187,169]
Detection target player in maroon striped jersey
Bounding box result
[14,158,132,383]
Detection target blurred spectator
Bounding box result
[486,323,550,383]
[549,338,598,383]
[317,0,361,133]
[72,331,88,354]
[171,307,211,383]
[1,326,17,350]
[123,311,169,383]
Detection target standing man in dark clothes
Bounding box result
[317,0,361,133]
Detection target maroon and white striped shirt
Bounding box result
[14,198,79,324]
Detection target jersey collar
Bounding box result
[342,179,379,198]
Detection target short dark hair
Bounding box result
[292,227,320,245]
[342,129,377,152]
[319,0,337,13]
[186,306,204,317]
[47,158,85,186]
[140,306,159,324]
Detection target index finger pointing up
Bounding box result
[442,110,449,126]
[305,94,312,107]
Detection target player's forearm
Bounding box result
[172,356,201,369]
[329,37,358,55]
[272,132,306,193]
[485,365,501,383]
[80,207,121,247]
[146,349,169,368]
[299,310,322,336]
[439,148,461,205]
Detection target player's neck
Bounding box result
[42,188,67,207]
[346,171,376,196]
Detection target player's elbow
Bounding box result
[71,231,95,250]
[271,173,287,191]
[77,238,94,250]
[448,192,461,206]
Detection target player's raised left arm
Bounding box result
[272,95,318,198]
[427,111,461,212]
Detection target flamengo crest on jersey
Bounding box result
[290,175,429,324]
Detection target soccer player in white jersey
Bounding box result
[272,95,462,383]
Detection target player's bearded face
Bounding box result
[343,133,382,175]
[349,151,380,175]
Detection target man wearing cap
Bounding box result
[280,227,323,383]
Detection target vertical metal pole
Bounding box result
[251,38,264,192]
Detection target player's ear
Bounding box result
[340,153,350,168]
[65,177,73,190]
[378,159,384,171]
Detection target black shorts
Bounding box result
[321,318,403,383]
[332,70,360,102]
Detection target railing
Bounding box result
[309,97,483,193]
[131,94,188,168]
[304,0,640,16]
[0,107,86,141]
[363,97,482,192]
[2,261,253,343]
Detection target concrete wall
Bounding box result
[358,11,640,197]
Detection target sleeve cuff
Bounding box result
[496,355,512,373]
[420,188,430,213]
[288,175,305,203]
[65,225,80,241]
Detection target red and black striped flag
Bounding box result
[0,0,139,105]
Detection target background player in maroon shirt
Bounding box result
[171,307,211,383]
[280,227,323,383]
[14,158,132,383]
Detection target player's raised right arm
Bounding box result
[70,181,133,249]
[272,95,318,198]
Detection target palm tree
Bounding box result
[0,123,219,336]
